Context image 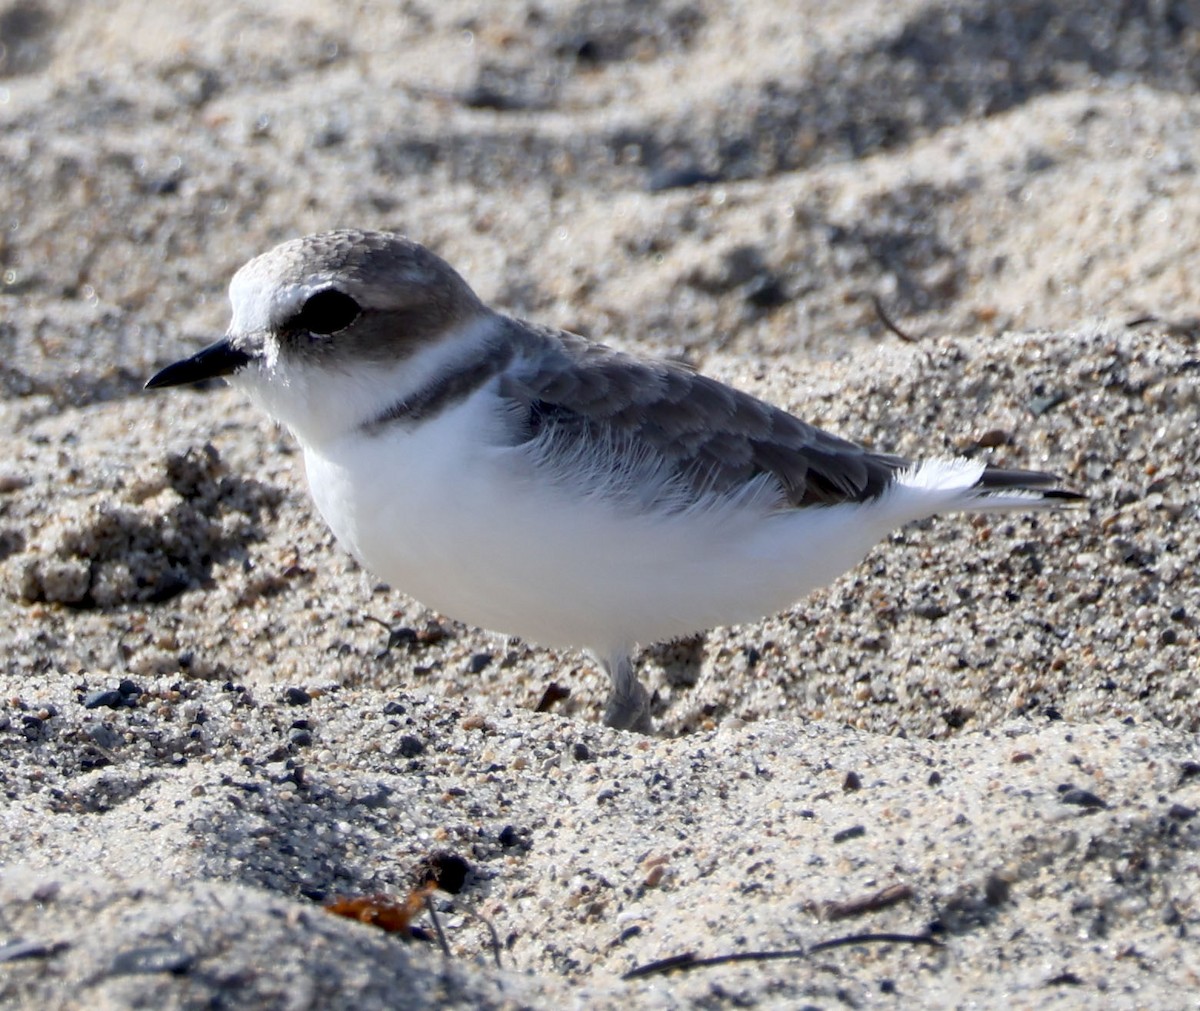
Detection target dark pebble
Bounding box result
[386,627,418,649]
[499,821,532,845]
[289,729,313,747]
[1058,786,1107,810]
[1167,803,1196,821]
[84,690,124,710]
[283,687,311,706]
[86,723,122,750]
[311,125,345,148]
[382,700,406,716]
[832,825,866,844]
[396,734,425,758]
[927,771,943,786]
[943,706,971,729]
[913,602,949,620]
[744,274,789,309]
[975,428,1011,449]
[572,741,590,762]
[984,874,1011,906]
[466,652,493,675]
[842,771,862,792]
[148,572,191,602]
[535,682,570,712]
[110,945,195,976]
[1029,391,1070,416]
[117,679,142,698]
[646,166,723,192]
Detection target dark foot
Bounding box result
[599,651,654,733]
[603,679,652,733]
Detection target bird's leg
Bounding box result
[601,651,652,733]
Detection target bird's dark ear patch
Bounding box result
[290,289,362,335]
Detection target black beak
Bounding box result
[145,338,254,389]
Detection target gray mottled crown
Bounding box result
[230,229,488,364]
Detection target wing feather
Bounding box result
[496,320,908,509]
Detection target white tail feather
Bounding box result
[892,457,1066,517]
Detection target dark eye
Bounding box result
[291,289,361,335]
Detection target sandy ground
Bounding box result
[2,1,1199,1007]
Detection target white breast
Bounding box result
[300,382,903,659]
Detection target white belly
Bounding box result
[302,393,893,657]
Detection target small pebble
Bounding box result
[744,273,789,309]
[975,428,1011,448]
[465,652,493,674]
[396,734,425,757]
[832,825,866,844]
[283,687,311,707]
[110,945,195,976]
[85,723,122,750]
[0,473,32,494]
[643,863,668,888]
[1058,786,1107,810]
[83,690,124,710]
[646,166,723,192]
[386,627,418,649]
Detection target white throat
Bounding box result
[228,313,502,450]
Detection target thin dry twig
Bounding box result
[423,892,452,958]
[872,294,919,343]
[824,883,914,921]
[457,901,504,970]
[622,931,942,981]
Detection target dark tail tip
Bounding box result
[977,464,1085,503]
[1039,487,1087,503]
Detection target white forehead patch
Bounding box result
[227,260,325,336]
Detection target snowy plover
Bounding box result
[147,229,1081,732]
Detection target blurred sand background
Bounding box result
[1,1,1198,1006]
